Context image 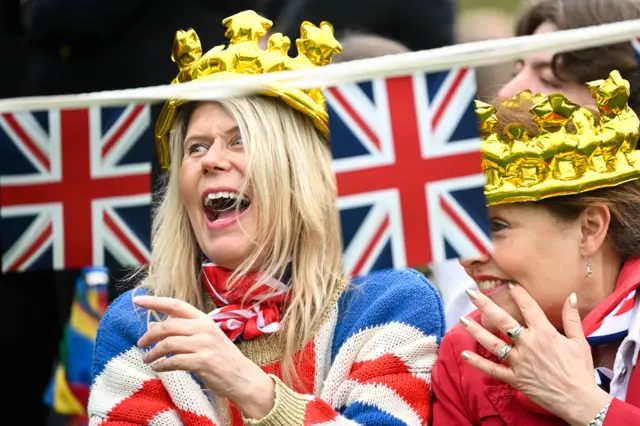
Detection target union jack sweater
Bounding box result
[88,268,445,425]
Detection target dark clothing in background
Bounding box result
[21,0,255,94]
[260,0,456,52]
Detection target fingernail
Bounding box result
[148,322,158,328]
[570,292,578,309]
[507,282,515,290]
[465,288,479,300]
[460,316,471,327]
[461,351,471,361]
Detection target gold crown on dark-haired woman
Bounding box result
[476,70,640,206]
[155,10,342,170]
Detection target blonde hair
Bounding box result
[138,96,345,386]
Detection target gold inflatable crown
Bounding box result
[155,10,342,169]
[477,70,640,206]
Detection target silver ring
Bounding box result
[498,344,514,361]
[506,325,525,342]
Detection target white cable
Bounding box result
[2,19,640,112]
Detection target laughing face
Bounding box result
[179,102,257,270]
[459,202,588,328]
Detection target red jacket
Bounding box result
[432,310,640,425]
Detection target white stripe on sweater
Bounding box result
[334,380,424,426]
[158,370,218,423]
[149,409,182,425]
[88,346,156,418]
[321,322,431,403]
[314,305,339,394]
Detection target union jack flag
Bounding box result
[0,105,153,272]
[327,69,492,276]
[631,37,640,67]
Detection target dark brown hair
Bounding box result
[516,0,640,111]
[493,99,640,259]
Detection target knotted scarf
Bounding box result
[202,261,292,342]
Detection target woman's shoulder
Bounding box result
[439,310,483,354]
[334,268,446,342]
[93,287,150,372]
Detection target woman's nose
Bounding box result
[201,144,231,172]
[498,72,528,101]
[458,252,491,269]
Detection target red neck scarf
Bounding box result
[201,261,291,342]
[517,257,640,414]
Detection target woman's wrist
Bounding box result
[233,369,276,420]
[563,386,613,426]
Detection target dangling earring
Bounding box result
[586,259,593,279]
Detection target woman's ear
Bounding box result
[579,203,611,257]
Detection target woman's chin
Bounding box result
[200,240,250,270]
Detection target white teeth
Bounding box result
[204,192,247,205]
[477,280,514,291]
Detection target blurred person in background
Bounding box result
[499,0,640,109]
[332,32,409,62]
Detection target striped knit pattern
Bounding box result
[88,268,445,425]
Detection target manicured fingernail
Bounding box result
[460,316,471,327]
[461,351,471,361]
[148,322,157,329]
[465,288,479,300]
[507,282,515,290]
[569,292,578,309]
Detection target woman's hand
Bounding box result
[133,295,276,420]
[460,284,612,426]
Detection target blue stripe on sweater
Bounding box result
[341,401,410,425]
[91,287,150,381]
[331,268,445,364]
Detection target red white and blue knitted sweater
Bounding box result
[88,268,445,425]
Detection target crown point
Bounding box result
[474,100,498,134]
[531,93,579,128]
[297,20,342,66]
[171,28,203,70]
[588,70,631,116]
[222,10,273,44]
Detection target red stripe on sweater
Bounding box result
[262,339,317,394]
[350,353,432,422]
[105,379,176,423]
[176,408,218,425]
[304,397,339,425]
[350,353,410,379]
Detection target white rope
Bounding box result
[2,18,640,112]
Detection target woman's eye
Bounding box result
[490,220,508,232]
[539,76,560,89]
[188,143,208,154]
[231,136,243,147]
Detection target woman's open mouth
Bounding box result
[203,191,251,224]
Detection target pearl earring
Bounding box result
[586,259,593,279]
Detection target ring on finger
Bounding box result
[506,325,525,342]
[498,344,514,361]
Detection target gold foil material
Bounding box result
[478,70,640,206]
[155,10,342,170]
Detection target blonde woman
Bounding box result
[87,10,444,426]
